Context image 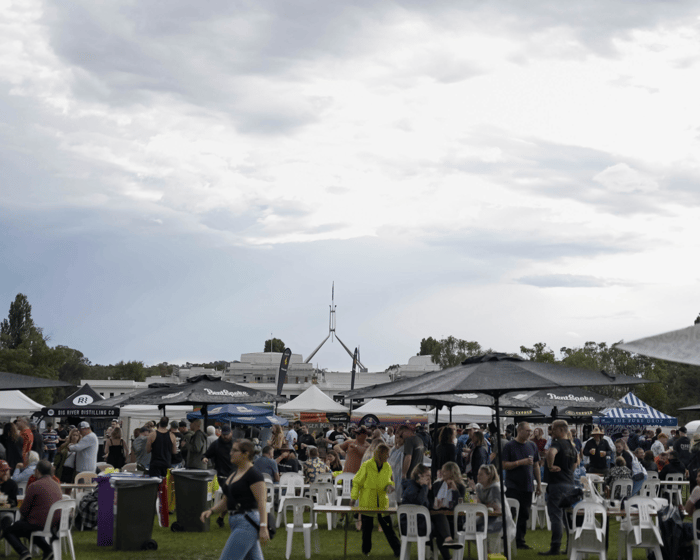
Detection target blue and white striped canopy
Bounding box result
[594,392,677,426]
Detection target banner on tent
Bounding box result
[299,412,350,424]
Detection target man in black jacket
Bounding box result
[203,424,234,528]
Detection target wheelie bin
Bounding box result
[111,475,162,550]
[170,469,216,532]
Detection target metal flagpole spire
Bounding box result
[305,282,366,370]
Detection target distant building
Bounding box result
[82,352,434,404]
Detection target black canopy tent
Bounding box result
[38,383,119,418]
[344,353,651,559]
[95,375,285,425]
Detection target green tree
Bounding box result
[430,336,489,369]
[418,337,441,357]
[113,360,146,382]
[53,346,92,402]
[0,293,39,349]
[264,338,286,353]
[519,342,556,363]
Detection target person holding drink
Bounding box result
[502,421,541,551]
[401,464,463,560]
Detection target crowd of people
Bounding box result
[2,414,700,560]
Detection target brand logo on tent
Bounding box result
[546,393,594,402]
[47,410,55,416]
[73,395,94,406]
[162,391,184,400]
[204,389,248,397]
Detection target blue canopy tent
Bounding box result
[187,403,288,426]
[594,392,677,427]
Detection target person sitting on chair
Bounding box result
[0,459,62,560]
[605,457,632,499]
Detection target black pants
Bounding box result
[361,514,400,556]
[1,517,51,557]
[505,487,532,546]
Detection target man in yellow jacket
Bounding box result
[351,443,401,557]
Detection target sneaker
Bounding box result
[19,553,32,560]
[216,516,224,528]
[443,542,464,550]
[517,543,532,550]
[538,550,561,556]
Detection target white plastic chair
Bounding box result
[283,497,317,560]
[663,473,684,506]
[29,498,76,560]
[262,472,274,484]
[452,503,488,560]
[610,479,633,501]
[506,497,520,558]
[617,496,662,560]
[334,473,354,506]
[308,482,335,530]
[569,500,607,560]
[278,473,305,528]
[531,482,550,530]
[639,479,660,498]
[314,472,333,484]
[121,462,138,472]
[265,480,275,515]
[692,509,700,560]
[646,470,659,480]
[95,462,112,471]
[397,505,438,560]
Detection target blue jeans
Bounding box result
[545,483,575,550]
[219,510,264,560]
[631,472,647,497]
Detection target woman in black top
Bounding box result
[432,426,456,480]
[201,439,269,560]
[0,423,22,471]
[470,431,490,480]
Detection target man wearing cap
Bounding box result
[69,422,98,474]
[503,422,541,550]
[132,426,152,471]
[336,426,370,474]
[397,424,425,479]
[674,426,692,471]
[147,416,178,477]
[296,425,316,462]
[0,460,62,560]
[184,419,207,469]
[582,427,612,476]
[203,424,234,528]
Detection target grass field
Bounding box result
[68,513,657,560]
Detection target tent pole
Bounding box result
[495,395,509,560]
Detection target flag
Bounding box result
[277,348,292,396]
[351,347,358,391]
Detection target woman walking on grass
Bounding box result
[201,439,269,560]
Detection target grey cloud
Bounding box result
[515,274,628,288]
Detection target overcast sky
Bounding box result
[2,1,700,373]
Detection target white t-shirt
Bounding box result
[651,440,665,457]
[285,428,298,448]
